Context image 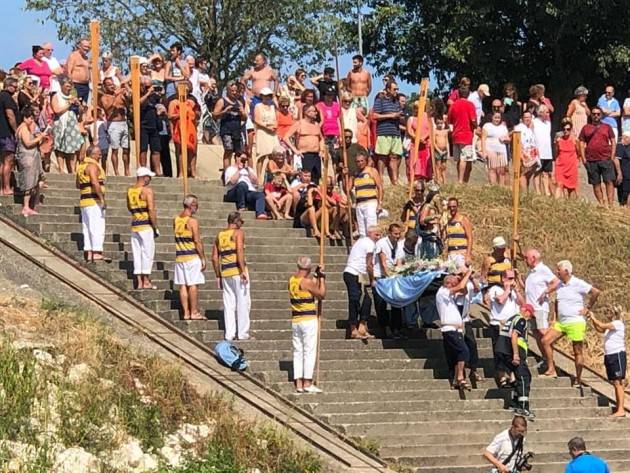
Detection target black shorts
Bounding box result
[221,130,243,152]
[140,128,162,153]
[604,351,627,381]
[495,351,515,375]
[586,160,615,185]
[539,159,553,173]
[442,330,469,368]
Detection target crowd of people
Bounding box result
[3,36,627,470]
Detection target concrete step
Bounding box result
[257,368,449,384]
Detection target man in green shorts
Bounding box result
[373,80,403,184]
[541,260,601,387]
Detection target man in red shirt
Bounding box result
[579,106,622,207]
[447,87,477,184]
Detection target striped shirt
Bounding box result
[373,94,401,137]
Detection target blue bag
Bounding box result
[215,341,249,372]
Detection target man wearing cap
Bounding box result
[211,212,252,340]
[99,77,130,176]
[289,256,326,394]
[127,167,158,289]
[495,304,535,418]
[468,84,490,123]
[523,248,559,369]
[615,130,630,205]
[481,236,512,288]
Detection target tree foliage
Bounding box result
[25,0,356,86]
[362,1,630,111]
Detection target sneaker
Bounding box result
[295,388,304,394]
[534,359,547,370]
[256,214,269,220]
[514,408,536,420]
[303,385,323,394]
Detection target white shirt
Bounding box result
[224,165,257,192]
[488,286,519,325]
[485,429,525,473]
[514,123,537,150]
[525,262,556,312]
[482,122,509,155]
[436,286,463,332]
[373,236,404,278]
[533,117,553,160]
[456,280,477,323]
[344,237,376,276]
[468,91,484,123]
[42,56,61,92]
[556,276,592,323]
[604,320,625,355]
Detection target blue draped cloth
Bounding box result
[375,271,442,308]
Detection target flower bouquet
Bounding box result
[389,257,457,278]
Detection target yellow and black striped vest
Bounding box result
[173,215,198,263]
[405,206,418,232]
[354,170,378,204]
[77,157,105,207]
[487,255,512,285]
[127,187,151,232]
[288,275,317,323]
[217,229,240,278]
[446,219,468,253]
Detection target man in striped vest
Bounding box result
[351,151,382,237]
[75,146,108,263]
[445,197,473,264]
[173,194,206,320]
[211,211,252,340]
[289,256,326,393]
[127,167,158,290]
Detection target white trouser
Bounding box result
[292,318,318,380]
[80,205,105,252]
[131,229,155,275]
[222,275,251,340]
[356,200,378,237]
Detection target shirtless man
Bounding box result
[346,54,372,111]
[241,53,279,116]
[99,77,130,176]
[285,104,325,183]
[66,39,90,103]
[432,116,450,184]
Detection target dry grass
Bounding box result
[383,183,630,376]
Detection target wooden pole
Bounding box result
[129,56,141,168]
[511,131,522,259]
[333,46,354,244]
[315,148,330,386]
[177,83,189,196]
[89,20,100,139]
[408,78,430,199]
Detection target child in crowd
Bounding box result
[432,116,449,184]
[587,306,626,417]
[264,172,292,219]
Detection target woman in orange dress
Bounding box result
[168,83,200,178]
[554,118,580,199]
[406,102,432,181]
[566,86,590,139]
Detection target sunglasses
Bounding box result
[592,112,601,116]
[563,126,572,131]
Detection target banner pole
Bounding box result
[129,56,141,169]
[177,83,189,196]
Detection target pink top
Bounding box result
[19,58,53,89]
[316,101,340,137]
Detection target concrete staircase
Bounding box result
[2,173,629,473]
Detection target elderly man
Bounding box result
[436,268,473,389]
[533,105,554,196]
[597,84,621,142]
[41,42,63,92]
[542,260,601,387]
[289,256,326,394]
[241,53,278,116]
[468,83,490,123]
[343,225,381,339]
[66,38,90,104]
[523,248,559,370]
[579,106,622,207]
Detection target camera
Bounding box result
[513,452,534,472]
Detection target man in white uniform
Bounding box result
[373,223,404,337]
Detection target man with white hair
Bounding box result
[533,105,554,196]
[66,38,90,103]
[541,260,601,386]
[41,42,63,92]
[289,256,326,393]
[523,248,559,370]
[343,225,381,339]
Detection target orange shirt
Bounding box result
[277,109,294,141]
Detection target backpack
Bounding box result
[215,340,248,372]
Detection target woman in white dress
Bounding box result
[514,111,539,193]
[51,76,83,173]
[253,88,279,180]
[481,112,510,186]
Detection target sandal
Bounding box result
[456,379,471,391]
[190,312,205,320]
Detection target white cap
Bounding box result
[136,167,156,178]
[259,87,274,96]
[138,57,149,66]
[478,84,490,95]
[492,236,507,248]
[623,130,630,138]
